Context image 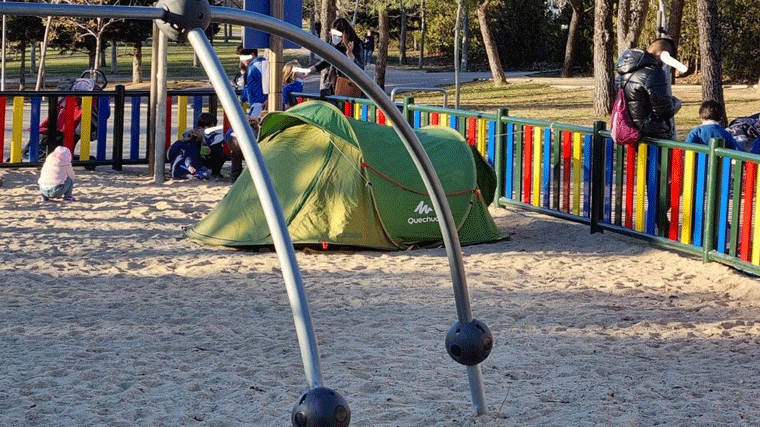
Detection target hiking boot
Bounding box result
[63,195,77,202]
[40,195,50,202]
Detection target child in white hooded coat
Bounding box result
[38,146,76,202]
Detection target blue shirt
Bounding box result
[282,80,303,109]
[685,121,743,151]
[241,57,268,106]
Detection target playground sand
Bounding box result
[1,165,759,426]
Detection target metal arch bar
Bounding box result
[186,27,325,390]
[0,1,488,415]
[390,87,448,108]
[210,7,486,415]
[0,2,165,20]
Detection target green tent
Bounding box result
[184,101,501,250]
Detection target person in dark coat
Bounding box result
[614,38,682,140]
[308,17,364,96]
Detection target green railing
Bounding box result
[293,93,760,276]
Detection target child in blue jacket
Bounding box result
[167,130,210,180]
[685,100,742,150]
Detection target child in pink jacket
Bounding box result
[38,146,76,202]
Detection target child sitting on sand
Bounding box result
[38,145,76,202]
[167,130,210,180]
[196,112,228,179]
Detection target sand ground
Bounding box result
[1,165,759,426]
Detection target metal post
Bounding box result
[112,84,125,171]
[153,31,168,183]
[493,108,507,206]
[1,0,5,92]
[590,121,606,234]
[702,137,723,263]
[186,27,325,390]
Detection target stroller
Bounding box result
[22,69,109,162]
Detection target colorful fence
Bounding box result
[3,88,759,276]
[293,92,760,276]
[0,87,229,169]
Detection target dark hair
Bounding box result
[197,112,217,128]
[236,44,258,57]
[331,17,359,43]
[699,100,724,122]
[647,38,676,56]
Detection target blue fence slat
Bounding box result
[413,110,421,129]
[717,157,731,253]
[130,96,141,160]
[193,95,203,128]
[693,152,708,247]
[449,115,457,130]
[29,97,42,162]
[604,138,614,223]
[97,96,109,161]
[487,120,495,166]
[583,134,592,217]
[361,104,368,121]
[542,128,551,208]
[646,145,659,235]
[505,123,514,200]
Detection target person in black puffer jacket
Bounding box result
[615,38,682,140]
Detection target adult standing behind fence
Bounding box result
[309,17,364,97]
[614,38,682,140]
[362,30,374,69]
[237,45,268,120]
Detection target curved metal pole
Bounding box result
[186,28,324,390]
[208,7,486,413]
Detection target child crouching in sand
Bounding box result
[38,146,76,202]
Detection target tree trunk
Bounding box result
[477,0,506,85]
[352,0,359,25]
[696,0,725,122]
[132,41,142,84]
[19,42,25,90]
[616,0,649,55]
[94,35,102,71]
[417,0,426,69]
[320,0,336,91]
[320,0,335,40]
[593,0,615,116]
[375,6,389,89]
[667,0,685,55]
[560,0,583,78]
[111,40,118,74]
[399,0,407,65]
[461,2,469,71]
[454,0,463,108]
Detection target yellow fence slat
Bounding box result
[177,96,188,141]
[532,126,542,206]
[80,97,92,161]
[635,143,648,232]
[10,97,23,163]
[572,132,582,215]
[477,118,487,156]
[680,150,696,244]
